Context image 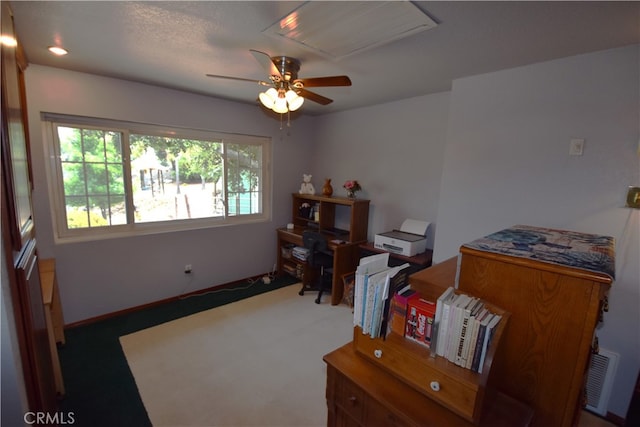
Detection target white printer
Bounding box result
[374,219,430,257]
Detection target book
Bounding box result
[369,275,389,338]
[455,297,479,366]
[430,286,456,357]
[405,297,437,348]
[354,252,392,333]
[363,269,387,335]
[477,314,502,374]
[446,293,471,362]
[465,306,489,369]
[457,298,483,367]
[387,286,418,337]
[353,272,366,328]
[379,264,410,338]
[470,312,493,372]
[435,288,457,357]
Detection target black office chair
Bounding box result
[299,230,333,304]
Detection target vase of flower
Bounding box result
[322,178,333,197]
[343,180,362,199]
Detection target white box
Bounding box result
[374,219,430,257]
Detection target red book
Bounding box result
[388,288,418,337]
[405,298,437,348]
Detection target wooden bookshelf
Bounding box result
[276,193,370,305]
[289,193,370,242]
[352,288,510,424]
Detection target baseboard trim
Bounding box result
[64,272,271,329]
[606,411,625,426]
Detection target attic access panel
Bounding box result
[263,1,438,59]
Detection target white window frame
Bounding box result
[42,113,271,243]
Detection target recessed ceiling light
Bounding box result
[48,46,68,56]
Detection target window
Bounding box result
[43,114,270,242]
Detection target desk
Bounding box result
[38,258,65,396]
[277,227,362,305]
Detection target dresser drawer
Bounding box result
[354,328,482,423]
[334,370,366,423]
[366,402,413,427]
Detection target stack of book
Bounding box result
[385,284,503,373]
[353,253,410,339]
[292,246,309,261]
[431,287,502,373]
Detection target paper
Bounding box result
[399,219,431,237]
[357,252,389,275]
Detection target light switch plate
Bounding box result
[627,186,640,208]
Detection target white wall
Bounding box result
[434,45,640,418]
[25,65,316,323]
[312,92,451,249]
[23,43,639,418]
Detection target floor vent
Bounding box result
[585,348,619,416]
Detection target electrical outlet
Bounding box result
[184,264,192,274]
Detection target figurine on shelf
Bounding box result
[322,178,333,196]
[299,174,315,195]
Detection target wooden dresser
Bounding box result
[429,225,614,427]
[324,343,534,427]
[324,256,534,426]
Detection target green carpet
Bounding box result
[57,276,298,427]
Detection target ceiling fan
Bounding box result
[206,50,352,114]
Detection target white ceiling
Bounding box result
[9,1,640,116]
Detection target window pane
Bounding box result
[130,136,224,223]
[61,163,86,196]
[58,127,83,162]
[226,143,262,216]
[57,125,127,230]
[105,132,122,162]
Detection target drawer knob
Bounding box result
[348,396,358,406]
[374,349,383,359]
[430,381,440,392]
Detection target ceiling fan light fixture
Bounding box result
[285,89,304,111]
[259,87,278,108]
[272,95,289,114]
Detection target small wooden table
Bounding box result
[38,258,65,396]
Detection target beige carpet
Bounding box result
[120,284,353,427]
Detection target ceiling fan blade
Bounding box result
[298,88,333,105]
[294,76,352,87]
[206,74,271,86]
[249,49,282,79]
